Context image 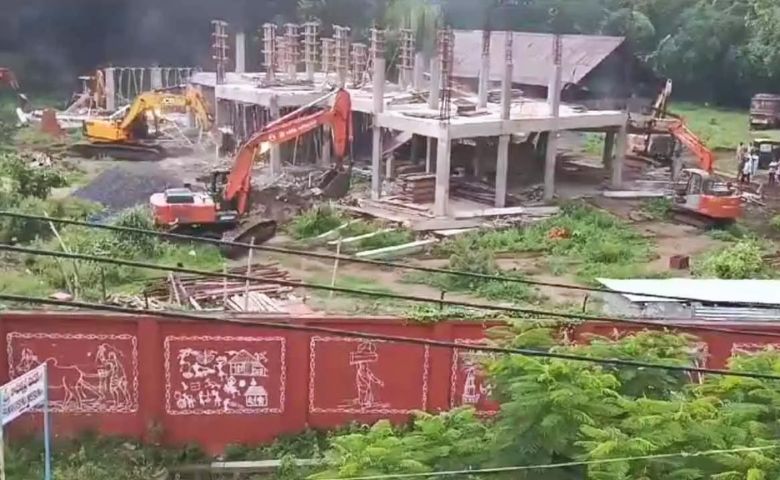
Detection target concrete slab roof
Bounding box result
[453,30,625,86]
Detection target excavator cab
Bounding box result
[673,168,742,222]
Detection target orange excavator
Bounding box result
[662,116,742,224]
[150,88,352,253]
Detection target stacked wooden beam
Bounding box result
[144,262,295,310]
[452,178,519,206]
[397,173,435,203]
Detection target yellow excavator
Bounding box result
[71,86,212,161]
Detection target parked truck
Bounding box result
[750,93,780,130]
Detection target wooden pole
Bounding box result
[329,239,342,299]
[244,237,256,311]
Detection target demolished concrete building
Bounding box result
[97,22,661,219]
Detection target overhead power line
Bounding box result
[7,242,780,341]
[2,210,777,309]
[2,293,780,381]
[323,444,780,479]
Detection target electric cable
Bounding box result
[7,242,780,340]
[2,293,780,381]
[2,210,777,309]
[319,444,780,479]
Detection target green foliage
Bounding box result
[0,152,67,199]
[641,197,673,220]
[288,206,345,240]
[0,195,101,244]
[709,222,753,242]
[313,408,493,479]
[406,238,538,304]
[436,203,653,285]
[695,239,768,279]
[770,215,780,232]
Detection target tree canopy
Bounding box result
[314,326,780,479]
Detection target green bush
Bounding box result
[641,197,673,219]
[771,215,780,232]
[695,239,767,279]
[0,152,67,199]
[0,196,101,244]
[288,205,344,239]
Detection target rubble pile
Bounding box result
[73,166,181,211]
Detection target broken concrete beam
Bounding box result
[327,228,396,246]
[311,220,362,243]
[433,227,479,237]
[355,239,438,259]
[453,206,560,219]
[410,218,483,232]
[602,190,667,199]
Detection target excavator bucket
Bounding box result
[318,168,351,199]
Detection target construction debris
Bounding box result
[355,238,438,259]
[144,262,296,310]
[397,173,435,203]
[226,292,286,313]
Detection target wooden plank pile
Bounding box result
[144,262,295,310]
[226,292,286,313]
[397,173,435,203]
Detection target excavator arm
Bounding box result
[668,119,714,173]
[224,88,352,214]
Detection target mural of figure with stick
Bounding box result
[342,341,388,410]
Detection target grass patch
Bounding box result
[694,239,771,279]
[640,197,673,220]
[671,102,748,151]
[435,203,653,285]
[582,132,604,156]
[288,205,345,239]
[771,215,780,233]
[308,273,411,314]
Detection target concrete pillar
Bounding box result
[495,135,510,207]
[104,67,116,111]
[386,153,394,179]
[612,123,627,188]
[371,55,386,200]
[428,57,440,110]
[478,52,490,109]
[472,140,482,178]
[235,31,246,73]
[602,131,615,169]
[501,59,512,120]
[544,51,562,202]
[269,96,281,177]
[320,127,331,167]
[426,137,433,173]
[413,53,425,90]
[434,136,451,216]
[150,67,162,90]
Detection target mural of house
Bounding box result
[227,350,268,377]
[244,384,268,407]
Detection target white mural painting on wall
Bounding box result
[449,339,497,412]
[7,333,139,414]
[340,341,389,410]
[164,336,285,415]
[308,336,430,414]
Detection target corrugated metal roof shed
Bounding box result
[452,30,625,86]
[597,279,780,306]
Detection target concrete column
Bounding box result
[544,56,562,202]
[478,52,490,109]
[426,137,433,173]
[612,123,627,188]
[501,59,512,120]
[472,140,482,178]
[104,67,116,111]
[602,131,615,169]
[410,134,419,163]
[320,126,332,167]
[413,53,425,90]
[371,56,386,200]
[428,57,440,110]
[235,31,246,73]
[150,67,162,90]
[434,135,451,217]
[269,96,281,177]
[495,135,510,207]
[386,153,395,179]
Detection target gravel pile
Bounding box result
[73,166,181,211]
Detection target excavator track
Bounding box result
[219,215,278,259]
[70,142,166,161]
[671,208,734,230]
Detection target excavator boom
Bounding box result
[224,88,351,213]
[668,120,714,173]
